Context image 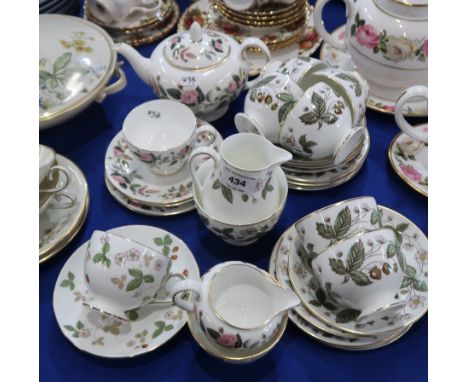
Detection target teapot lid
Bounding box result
[164,22,231,70]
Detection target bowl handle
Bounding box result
[168,279,202,312]
[239,38,272,89]
[395,86,428,143]
[314,0,354,51]
[95,63,127,103]
[189,146,220,197]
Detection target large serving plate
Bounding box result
[39,15,125,129]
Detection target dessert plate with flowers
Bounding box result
[178,0,322,76]
[104,119,223,208]
[388,129,428,197]
[104,175,196,216]
[319,25,427,117]
[270,224,414,350]
[40,154,89,264]
[53,225,200,358]
[286,206,428,336]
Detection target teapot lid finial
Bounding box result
[190,22,203,43]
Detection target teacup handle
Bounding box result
[189,146,220,197]
[194,124,218,148]
[314,0,355,51]
[395,86,428,143]
[239,38,272,89]
[334,125,365,165]
[39,165,70,193]
[168,279,202,312]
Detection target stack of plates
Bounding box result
[40,0,79,15]
[84,0,180,46]
[281,125,370,190]
[269,204,428,350]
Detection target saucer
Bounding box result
[178,0,322,76]
[40,154,89,264]
[269,235,412,350]
[187,296,288,363]
[104,119,223,206]
[104,175,196,216]
[319,25,428,117]
[286,206,428,336]
[388,130,428,197]
[282,127,370,190]
[53,225,200,358]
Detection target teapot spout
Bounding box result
[114,43,152,86]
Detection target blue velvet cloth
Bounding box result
[40,1,428,380]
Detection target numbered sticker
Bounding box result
[180,76,198,86]
[220,165,258,195]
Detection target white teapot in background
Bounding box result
[314,0,428,102]
[115,22,271,122]
[169,261,300,350]
[87,0,165,28]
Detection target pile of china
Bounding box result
[269,196,428,350]
[84,0,180,46]
[235,56,370,190]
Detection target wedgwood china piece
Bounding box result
[295,196,381,263]
[310,228,407,323]
[319,25,428,116]
[223,0,296,12]
[104,120,223,207]
[178,0,322,76]
[189,133,291,224]
[39,15,126,129]
[288,206,427,336]
[104,176,196,216]
[395,86,428,144]
[314,0,428,103]
[123,100,217,176]
[193,160,288,245]
[115,22,271,122]
[83,231,186,320]
[40,154,89,264]
[39,145,56,184]
[86,0,167,28]
[270,235,412,349]
[169,261,299,351]
[53,225,200,358]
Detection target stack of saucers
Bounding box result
[84,0,180,46]
[40,0,79,15]
[104,100,223,217]
[269,197,428,350]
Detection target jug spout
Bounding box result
[114,43,153,86]
[268,143,292,169]
[266,281,301,314]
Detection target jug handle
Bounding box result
[314,0,355,51]
[395,86,428,143]
[168,279,202,312]
[238,38,272,89]
[188,146,220,197]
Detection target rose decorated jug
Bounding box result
[314,0,428,102]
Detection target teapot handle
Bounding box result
[189,146,220,197]
[168,279,202,312]
[314,0,355,51]
[96,63,127,103]
[395,86,428,143]
[239,38,272,89]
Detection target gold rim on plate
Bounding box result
[387,130,428,197]
[222,0,304,17]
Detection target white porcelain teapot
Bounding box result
[115,22,271,121]
[314,0,428,101]
[169,261,300,350]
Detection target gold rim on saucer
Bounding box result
[216,0,306,20]
[387,130,428,197]
[223,0,304,17]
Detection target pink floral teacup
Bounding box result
[83,230,184,320]
[123,99,218,176]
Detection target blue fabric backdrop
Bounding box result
[39,1,428,381]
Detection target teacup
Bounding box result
[262,56,329,86]
[123,100,217,176]
[395,85,428,144]
[295,196,380,263]
[279,79,364,163]
[83,230,184,320]
[235,72,303,143]
[312,228,406,322]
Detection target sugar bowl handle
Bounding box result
[239,38,272,89]
[395,86,428,143]
[189,146,220,197]
[168,279,202,312]
[314,0,355,50]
